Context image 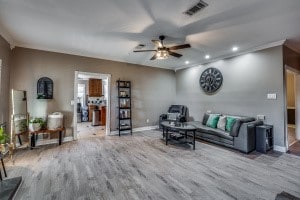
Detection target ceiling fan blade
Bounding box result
[150,54,157,60]
[168,44,191,50]
[168,51,182,58]
[133,50,157,52]
[151,40,163,47]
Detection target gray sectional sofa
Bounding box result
[188,114,263,153]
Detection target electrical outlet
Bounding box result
[267,93,277,100]
[257,115,265,120]
[146,119,149,123]
[207,110,212,113]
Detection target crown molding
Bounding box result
[0,25,15,47]
[175,40,286,71]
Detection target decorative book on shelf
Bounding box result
[117,80,132,136]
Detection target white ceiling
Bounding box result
[1,0,300,70]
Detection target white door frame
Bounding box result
[284,66,300,149]
[73,71,111,139]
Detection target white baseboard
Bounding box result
[109,125,159,135]
[273,145,287,153]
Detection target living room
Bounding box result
[1,0,300,199]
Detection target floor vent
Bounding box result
[184,0,208,16]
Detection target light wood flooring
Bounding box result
[3,130,300,200]
[77,122,105,139]
[288,126,297,146]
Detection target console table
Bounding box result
[161,121,196,150]
[30,127,65,149]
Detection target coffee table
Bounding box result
[161,121,197,150]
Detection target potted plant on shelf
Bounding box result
[0,127,9,153]
[28,117,46,132]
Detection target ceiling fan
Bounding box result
[133,35,191,60]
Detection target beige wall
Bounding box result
[10,47,176,135]
[0,35,12,125]
[286,71,295,108]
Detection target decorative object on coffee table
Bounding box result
[199,67,223,94]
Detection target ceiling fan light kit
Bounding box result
[133,35,191,60]
[156,48,169,59]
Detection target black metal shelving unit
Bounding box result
[117,80,132,136]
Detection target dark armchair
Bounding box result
[159,105,188,129]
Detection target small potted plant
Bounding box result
[28,117,46,132]
[0,127,9,153]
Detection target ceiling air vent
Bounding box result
[135,44,145,50]
[184,0,208,16]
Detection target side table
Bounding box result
[30,127,66,149]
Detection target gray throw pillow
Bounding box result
[217,116,226,131]
[202,113,210,125]
[230,119,242,137]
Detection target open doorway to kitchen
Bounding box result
[285,69,300,155]
[73,71,111,139]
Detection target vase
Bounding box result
[29,123,41,132]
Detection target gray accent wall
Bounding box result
[176,46,285,147]
[0,35,11,125]
[10,47,176,135]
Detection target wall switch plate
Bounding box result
[71,100,74,105]
[207,110,212,113]
[257,115,265,120]
[267,93,277,100]
[0,59,2,67]
[146,119,149,123]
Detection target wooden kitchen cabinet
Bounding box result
[100,106,106,126]
[89,79,102,97]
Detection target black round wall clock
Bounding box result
[199,67,223,94]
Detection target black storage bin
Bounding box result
[256,125,273,153]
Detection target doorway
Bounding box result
[73,71,111,139]
[285,68,300,155]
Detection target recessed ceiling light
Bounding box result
[232,46,239,52]
[205,55,210,59]
[185,61,190,64]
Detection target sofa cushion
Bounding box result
[188,122,233,141]
[206,114,220,128]
[196,132,234,145]
[217,116,226,131]
[226,117,236,132]
[202,113,210,125]
[209,128,233,141]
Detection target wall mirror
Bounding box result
[11,89,28,148]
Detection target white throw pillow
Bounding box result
[167,113,180,121]
[217,116,226,131]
